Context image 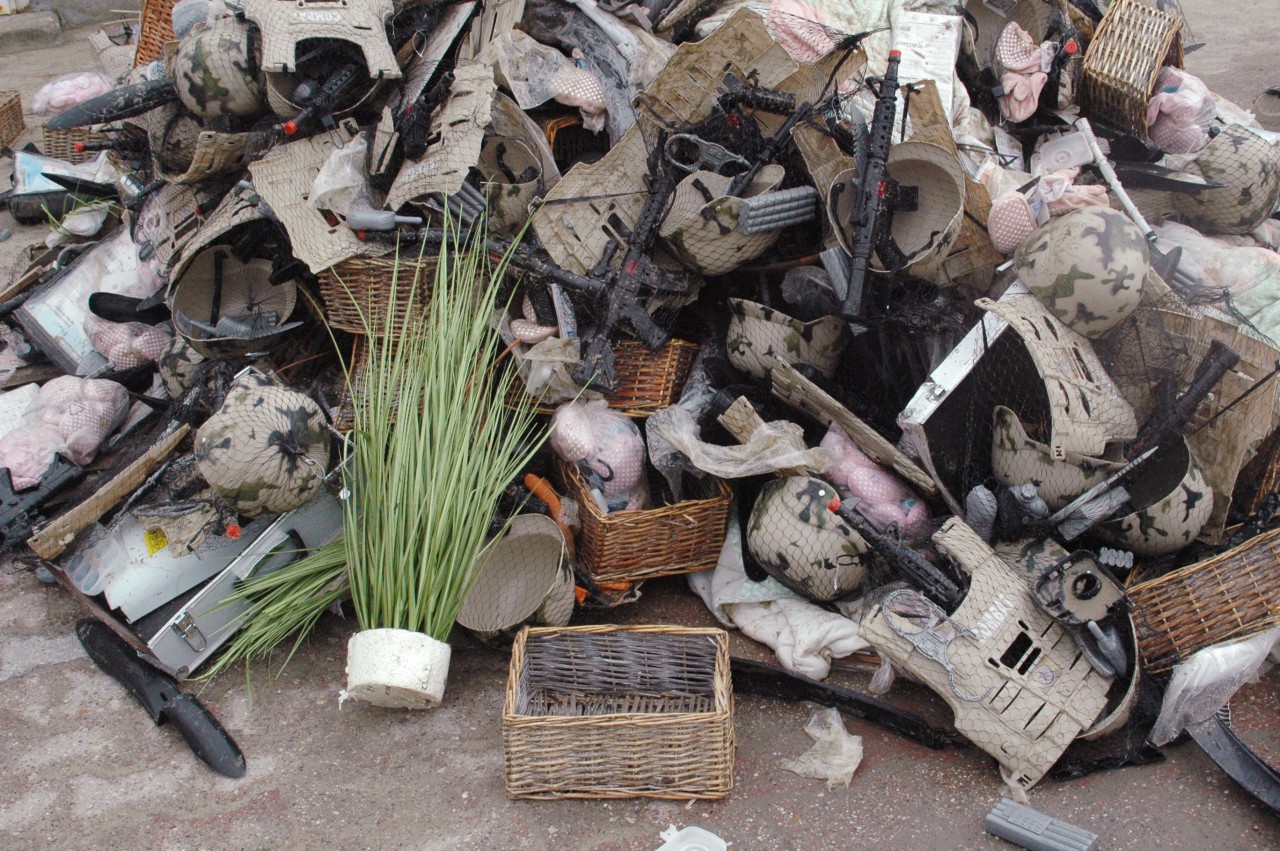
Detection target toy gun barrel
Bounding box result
[1133,339,1240,456]
[717,74,798,116]
[840,49,901,322]
[356,228,602,295]
[726,102,812,199]
[73,136,147,155]
[827,495,963,611]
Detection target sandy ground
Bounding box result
[1,4,1280,850]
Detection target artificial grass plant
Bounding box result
[343,216,546,639]
[204,213,545,677]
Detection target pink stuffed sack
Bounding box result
[1147,66,1215,155]
[85,317,173,369]
[995,22,1053,123]
[28,376,129,466]
[0,424,67,490]
[550,400,650,512]
[820,424,931,540]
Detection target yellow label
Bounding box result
[144,527,168,556]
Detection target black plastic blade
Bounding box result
[1188,705,1280,814]
[75,620,247,779]
[45,78,179,130]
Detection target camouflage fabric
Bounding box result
[1096,438,1213,557]
[194,372,330,518]
[1013,207,1148,339]
[170,18,267,120]
[726,298,850,380]
[157,335,207,398]
[1173,125,1280,235]
[746,476,868,602]
[991,406,1123,510]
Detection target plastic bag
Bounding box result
[647,407,832,482]
[780,708,864,788]
[309,135,370,217]
[170,0,211,39]
[1150,627,1280,746]
[0,377,128,488]
[1147,66,1215,155]
[84,316,172,369]
[32,72,114,116]
[821,424,931,540]
[550,399,650,512]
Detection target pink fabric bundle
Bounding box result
[995,22,1053,123]
[85,316,172,369]
[1147,66,1215,154]
[0,377,128,488]
[820,424,931,540]
[550,399,650,512]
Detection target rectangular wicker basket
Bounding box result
[508,338,699,418]
[555,457,731,582]
[317,254,436,336]
[503,624,734,800]
[1129,526,1280,674]
[0,91,23,149]
[1079,0,1184,139]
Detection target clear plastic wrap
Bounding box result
[1150,627,1280,746]
[309,135,370,217]
[550,399,650,512]
[780,707,864,788]
[0,377,128,488]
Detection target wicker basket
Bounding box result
[509,338,700,418]
[1129,526,1280,675]
[317,255,436,336]
[0,91,23,149]
[503,624,734,800]
[134,0,178,67]
[1079,0,1183,139]
[555,457,730,582]
[41,126,113,166]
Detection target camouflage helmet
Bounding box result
[195,371,330,518]
[746,476,869,602]
[1013,207,1148,338]
[727,298,850,380]
[1094,437,1213,557]
[157,335,207,398]
[1172,125,1280,235]
[170,17,267,120]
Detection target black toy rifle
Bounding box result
[571,129,684,392]
[826,493,963,611]
[283,63,365,136]
[0,454,85,551]
[1050,339,1241,538]
[840,49,905,322]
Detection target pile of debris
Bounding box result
[4,0,1280,839]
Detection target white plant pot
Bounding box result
[343,628,451,709]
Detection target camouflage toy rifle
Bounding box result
[571,129,685,392]
[840,49,907,322]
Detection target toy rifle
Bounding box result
[283,63,365,136]
[826,494,964,611]
[840,49,909,322]
[0,454,85,551]
[1050,339,1241,539]
[571,129,684,392]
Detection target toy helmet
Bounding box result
[991,406,1123,510]
[170,17,267,120]
[157,335,207,398]
[1172,125,1280,235]
[727,298,849,380]
[1013,207,1148,339]
[1095,437,1213,557]
[746,476,869,602]
[195,371,330,518]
